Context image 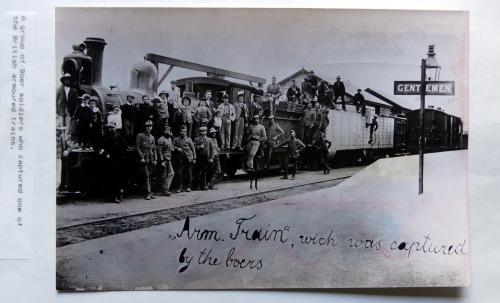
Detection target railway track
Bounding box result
[57,175,350,247]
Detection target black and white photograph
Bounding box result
[55,7,469,290]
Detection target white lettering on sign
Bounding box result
[394,81,455,95]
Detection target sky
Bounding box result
[56,8,468,126]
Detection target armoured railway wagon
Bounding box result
[57,37,464,196]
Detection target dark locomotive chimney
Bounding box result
[84,37,107,86]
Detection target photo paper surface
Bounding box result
[55,7,469,290]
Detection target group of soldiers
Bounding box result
[56,70,374,202]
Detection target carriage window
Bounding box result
[375,106,380,115]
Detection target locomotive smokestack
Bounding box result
[84,37,107,86]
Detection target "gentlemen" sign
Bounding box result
[393,81,455,96]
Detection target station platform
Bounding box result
[57,167,363,228]
[57,151,469,290]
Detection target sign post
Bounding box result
[394,46,454,194]
[419,59,426,195]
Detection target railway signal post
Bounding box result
[394,45,454,194]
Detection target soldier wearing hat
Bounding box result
[217,94,236,149]
[173,125,196,192]
[353,88,366,116]
[156,91,169,133]
[286,79,301,103]
[264,115,285,168]
[156,126,175,196]
[180,96,194,137]
[103,122,127,203]
[73,93,92,149]
[246,115,267,170]
[121,94,137,148]
[151,96,164,138]
[332,75,346,111]
[208,127,221,190]
[232,92,248,150]
[194,99,213,136]
[56,72,80,133]
[303,70,319,101]
[136,120,157,200]
[266,76,283,99]
[312,132,332,175]
[301,103,317,145]
[136,95,158,136]
[278,129,306,180]
[167,81,182,131]
[193,126,214,190]
[88,96,104,152]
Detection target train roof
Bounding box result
[314,73,393,108]
[175,76,264,93]
[407,107,463,121]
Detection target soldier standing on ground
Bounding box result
[135,120,157,200]
[279,130,306,180]
[246,115,267,170]
[193,126,214,190]
[173,125,196,192]
[312,132,332,174]
[208,127,221,190]
[103,123,127,203]
[264,115,285,168]
[157,126,175,197]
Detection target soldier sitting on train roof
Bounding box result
[266,76,283,100]
[135,120,157,200]
[278,129,306,180]
[303,70,319,101]
[353,89,366,116]
[286,79,301,103]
